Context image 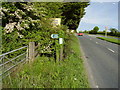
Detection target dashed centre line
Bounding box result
[96,85,99,88]
[107,48,115,53]
[89,37,115,53]
[96,42,98,44]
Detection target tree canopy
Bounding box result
[1,2,90,53]
[61,2,89,30]
[89,26,99,34]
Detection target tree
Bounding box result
[109,28,118,34]
[83,30,88,33]
[1,2,90,54]
[61,2,89,30]
[1,2,55,53]
[89,26,99,34]
[93,26,99,32]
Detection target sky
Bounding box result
[77,1,119,32]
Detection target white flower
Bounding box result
[15,22,24,31]
[4,22,16,33]
[24,24,29,29]
[74,78,77,80]
[15,10,22,19]
[28,17,32,21]
[0,7,2,11]
[19,35,24,38]
[32,23,35,26]
[23,6,33,11]
[17,32,24,38]
[2,8,8,12]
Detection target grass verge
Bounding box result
[97,37,120,45]
[3,34,89,88]
[96,34,120,38]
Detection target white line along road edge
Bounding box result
[107,48,115,53]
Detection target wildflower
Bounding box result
[74,78,77,80]
[4,22,16,33]
[15,22,24,30]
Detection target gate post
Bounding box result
[29,42,35,62]
[26,48,29,61]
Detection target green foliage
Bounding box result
[33,2,63,18]
[2,2,62,54]
[94,28,120,37]
[3,34,89,88]
[97,31,106,35]
[61,2,89,30]
[1,2,90,88]
[93,26,99,31]
[79,31,83,33]
[83,30,89,33]
[109,28,120,36]
[2,2,89,55]
[0,26,2,54]
[89,26,99,34]
[110,28,118,33]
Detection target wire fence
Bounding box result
[0,46,28,81]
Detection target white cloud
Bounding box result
[113,3,116,4]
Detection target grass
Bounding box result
[96,34,120,38]
[3,34,89,88]
[97,37,120,45]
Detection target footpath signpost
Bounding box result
[51,34,63,61]
[51,34,59,62]
[59,38,63,61]
[50,18,63,62]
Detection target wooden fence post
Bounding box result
[29,42,35,62]
[59,45,63,61]
[26,48,29,61]
[55,40,59,62]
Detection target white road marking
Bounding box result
[96,85,99,88]
[107,48,115,53]
[96,42,98,44]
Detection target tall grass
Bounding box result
[3,34,89,88]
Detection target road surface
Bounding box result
[78,34,119,88]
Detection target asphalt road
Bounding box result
[78,34,119,88]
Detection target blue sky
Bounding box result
[77,1,118,32]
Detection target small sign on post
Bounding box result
[59,38,63,61]
[59,38,63,44]
[51,34,58,39]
